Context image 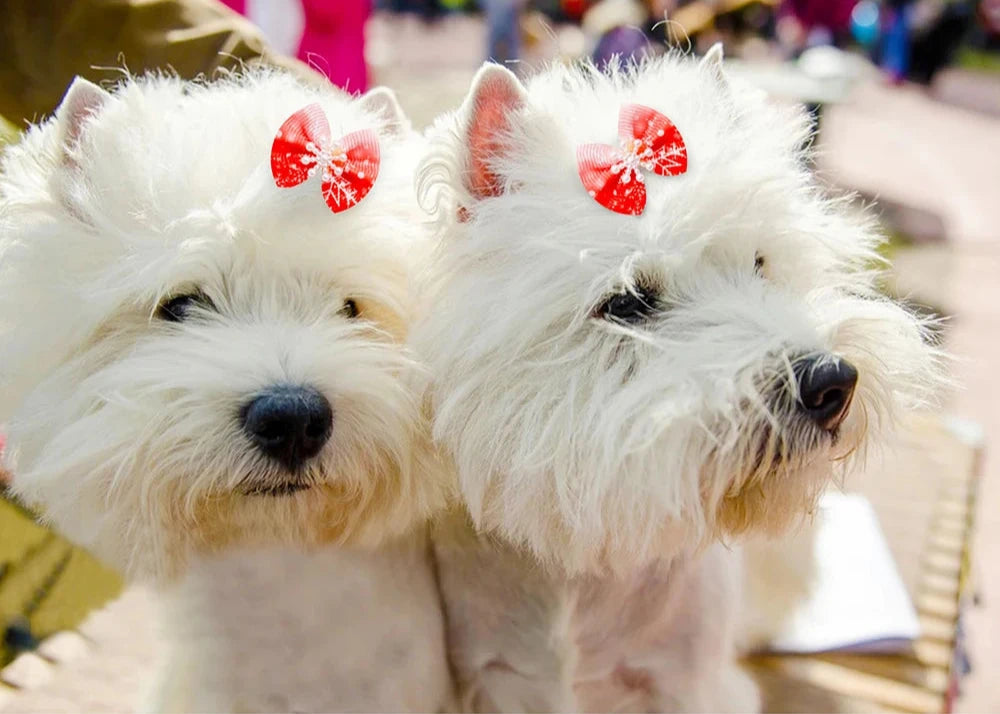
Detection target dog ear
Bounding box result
[699,43,729,87]
[359,86,411,137]
[460,63,527,202]
[56,77,110,155]
[51,78,110,222]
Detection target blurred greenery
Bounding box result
[0,493,123,667]
[0,114,18,147]
[957,48,1000,74]
[879,229,911,261]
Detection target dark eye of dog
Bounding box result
[597,286,659,323]
[341,299,359,319]
[754,253,765,275]
[157,292,214,322]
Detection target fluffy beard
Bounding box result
[6,313,440,581]
[424,283,941,574]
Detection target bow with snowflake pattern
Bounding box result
[271,104,380,213]
[577,104,688,216]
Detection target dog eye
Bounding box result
[157,291,214,322]
[754,253,765,276]
[341,299,359,319]
[596,286,659,324]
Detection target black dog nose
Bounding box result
[796,357,858,431]
[240,385,333,470]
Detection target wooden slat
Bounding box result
[918,571,960,600]
[749,661,904,714]
[912,640,954,671]
[916,592,959,621]
[753,656,944,713]
[935,500,968,520]
[815,653,950,695]
[921,551,962,579]
[917,614,959,643]
[929,518,969,539]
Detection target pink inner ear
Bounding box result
[59,79,110,154]
[466,72,525,200]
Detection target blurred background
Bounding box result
[0,1,998,712]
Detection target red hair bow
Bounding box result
[271,104,380,213]
[577,104,688,216]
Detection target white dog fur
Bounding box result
[1,71,452,711]
[414,48,942,711]
[151,543,450,712]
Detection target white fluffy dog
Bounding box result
[1,71,451,711]
[415,48,941,711]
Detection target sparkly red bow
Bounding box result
[577,104,688,216]
[271,104,380,213]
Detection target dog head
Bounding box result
[0,71,443,580]
[415,50,942,573]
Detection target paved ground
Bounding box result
[368,13,482,127]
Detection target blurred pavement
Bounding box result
[368,12,482,128]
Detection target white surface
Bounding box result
[247,0,304,57]
[765,491,921,654]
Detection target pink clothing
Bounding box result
[781,0,856,33]
[218,0,371,93]
[297,0,371,93]
[219,0,246,15]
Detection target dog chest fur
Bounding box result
[434,512,756,713]
[150,536,453,712]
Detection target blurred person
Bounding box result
[586,0,659,70]
[378,0,446,22]
[778,0,858,52]
[593,25,656,68]
[846,0,974,84]
[221,0,372,92]
[909,0,976,83]
[219,0,305,57]
[705,0,779,50]
[0,0,322,126]
[880,0,915,82]
[484,0,528,65]
[297,0,372,92]
[562,0,591,20]
[983,0,1000,37]
[649,0,679,20]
